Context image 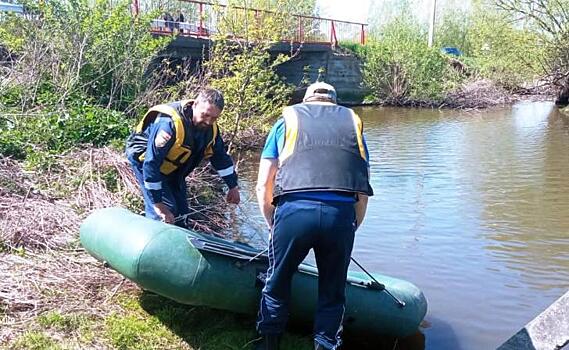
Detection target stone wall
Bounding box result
[271,43,367,105]
[156,37,367,105]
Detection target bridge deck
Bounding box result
[134,0,367,46]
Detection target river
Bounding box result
[232,101,569,349]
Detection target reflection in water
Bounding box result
[235,102,569,350]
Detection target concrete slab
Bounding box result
[497,290,569,350]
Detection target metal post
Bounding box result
[330,20,337,47]
[428,0,437,47]
[132,0,139,17]
[361,24,365,45]
[298,16,304,42]
[199,3,204,36]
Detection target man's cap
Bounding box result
[303,82,337,103]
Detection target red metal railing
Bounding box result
[137,0,367,46]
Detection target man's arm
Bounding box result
[355,194,368,229]
[209,131,240,204]
[256,158,278,229]
[355,132,371,229]
[256,119,283,229]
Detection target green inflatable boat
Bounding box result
[80,207,427,337]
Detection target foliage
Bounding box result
[432,1,545,89]
[494,0,569,102]
[241,0,316,16]
[0,0,167,111]
[457,2,543,89]
[434,8,472,53]
[205,40,293,147]
[360,0,548,104]
[354,16,462,105]
[0,0,165,164]
[212,0,317,43]
[149,2,296,149]
[0,102,130,165]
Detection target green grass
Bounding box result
[112,293,312,350]
[105,313,184,350]
[37,311,89,332]
[7,292,315,350]
[11,331,62,350]
[3,288,406,349]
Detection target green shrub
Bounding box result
[0,104,130,162]
[0,0,168,110]
[0,0,161,166]
[206,41,293,143]
[464,7,543,89]
[357,17,462,104]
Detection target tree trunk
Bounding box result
[555,78,569,106]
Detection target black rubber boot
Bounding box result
[254,333,281,350]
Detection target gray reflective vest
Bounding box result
[273,103,373,199]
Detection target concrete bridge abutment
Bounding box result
[152,37,368,105]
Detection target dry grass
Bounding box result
[442,79,514,109]
[0,147,235,346]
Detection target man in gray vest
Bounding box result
[255,82,373,350]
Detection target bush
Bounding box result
[0,102,130,162]
[354,17,463,105]
[0,0,168,111]
[463,6,543,89]
[0,0,162,165]
[205,41,293,146]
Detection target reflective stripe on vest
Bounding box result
[274,103,373,198]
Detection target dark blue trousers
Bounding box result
[130,162,189,222]
[257,198,356,349]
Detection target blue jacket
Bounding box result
[127,101,237,204]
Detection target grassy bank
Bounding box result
[0,148,312,349]
[3,278,313,350]
[0,1,307,348]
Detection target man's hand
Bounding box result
[226,186,241,204]
[153,202,175,224]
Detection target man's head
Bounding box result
[192,88,224,130]
[303,82,337,104]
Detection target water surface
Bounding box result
[234,101,569,349]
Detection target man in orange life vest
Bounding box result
[126,88,240,224]
[255,82,373,349]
